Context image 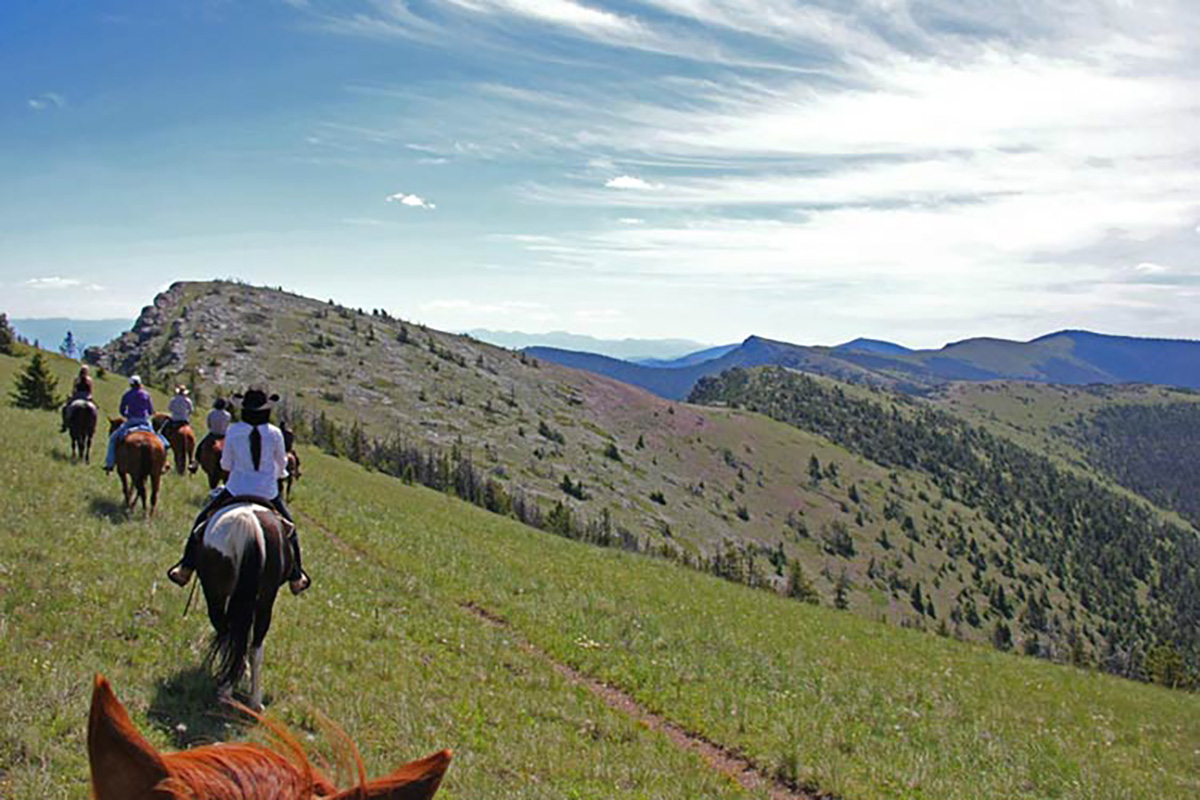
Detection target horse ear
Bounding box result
[328,749,452,800]
[88,674,171,800]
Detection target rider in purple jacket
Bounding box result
[103,375,168,472]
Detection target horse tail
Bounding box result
[138,444,151,495]
[206,512,264,689]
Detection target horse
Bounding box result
[282,450,301,500]
[197,502,298,711]
[108,417,167,517]
[66,399,97,463]
[194,434,228,489]
[165,422,196,475]
[88,674,452,800]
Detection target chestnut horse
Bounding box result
[108,418,167,517]
[282,450,301,500]
[194,435,228,489]
[154,413,196,475]
[198,503,296,710]
[88,674,452,800]
[66,399,97,463]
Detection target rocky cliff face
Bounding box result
[97,282,193,378]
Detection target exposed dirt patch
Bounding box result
[460,601,833,800]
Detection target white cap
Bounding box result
[129,375,142,386]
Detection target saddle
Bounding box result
[161,419,189,437]
[198,494,293,536]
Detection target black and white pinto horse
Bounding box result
[66,399,98,463]
[198,502,295,711]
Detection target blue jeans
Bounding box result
[104,417,170,469]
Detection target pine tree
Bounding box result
[833,570,851,610]
[786,560,820,604]
[10,352,60,409]
[808,454,821,487]
[59,330,78,360]
[991,621,1013,652]
[0,313,15,356]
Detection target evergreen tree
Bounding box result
[910,582,925,615]
[10,352,60,409]
[992,621,1013,652]
[808,454,821,487]
[59,330,78,360]
[0,313,15,356]
[833,571,851,610]
[786,560,820,604]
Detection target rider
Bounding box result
[163,385,194,438]
[103,375,168,473]
[194,397,232,459]
[167,388,310,595]
[60,365,95,432]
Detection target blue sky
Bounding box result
[1,0,1197,348]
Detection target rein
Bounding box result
[182,575,198,617]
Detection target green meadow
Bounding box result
[2,349,1199,799]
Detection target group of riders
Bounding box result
[63,365,310,595]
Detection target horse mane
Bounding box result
[89,675,451,800]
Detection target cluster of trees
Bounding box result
[1078,402,1200,525]
[690,367,1200,688]
[285,406,872,618]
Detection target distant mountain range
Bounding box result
[529,330,1200,399]
[10,318,132,354]
[466,329,711,361]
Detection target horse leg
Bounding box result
[149,468,161,518]
[248,589,278,712]
[120,471,132,511]
[248,644,265,712]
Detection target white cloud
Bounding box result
[27,92,65,111]
[26,277,83,290]
[1134,262,1170,275]
[618,217,644,224]
[385,191,436,209]
[605,175,662,190]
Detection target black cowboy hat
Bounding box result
[233,389,279,411]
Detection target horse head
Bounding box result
[88,674,452,800]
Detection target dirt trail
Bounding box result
[300,508,829,799]
[461,601,831,800]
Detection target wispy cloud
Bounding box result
[27,92,65,111]
[385,191,436,209]
[24,276,102,291]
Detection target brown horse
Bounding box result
[108,418,167,516]
[166,423,196,475]
[197,503,295,710]
[88,674,452,800]
[66,399,97,463]
[154,413,196,475]
[195,435,228,489]
[282,450,302,500]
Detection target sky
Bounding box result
[1,0,1197,348]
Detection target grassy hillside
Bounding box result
[91,281,1075,646]
[930,381,1200,526]
[690,366,1200,684]
[3,351,1200,799]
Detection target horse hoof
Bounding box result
[217,686,234,705]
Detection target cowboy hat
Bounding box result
[175,385,190,395]
[129,375,142,386]
[233,388,279,411]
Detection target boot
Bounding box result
[287,530,310,595]
[167,527,203,587]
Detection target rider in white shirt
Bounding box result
[167,388,309,594]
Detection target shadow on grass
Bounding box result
[148,667,255,748]
[88,495,128,523]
